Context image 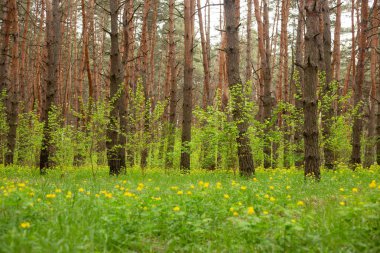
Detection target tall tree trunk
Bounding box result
[365,0,378,167]
[166,0,177,168]
[303,0,323,180]
[294,0,305,168]
[197,0,211,109]
[321,0,334,169]
[180,0,195,172]
[254,0,272,168]
[245,0,252,83]
[139,0,151,169]
[224,0,254,176]
[40,0,62,173]
[351,0,368,166]
[19,0,30,112]
[278,0,290,167]
[107,0,127,175]
[331,0,341,82]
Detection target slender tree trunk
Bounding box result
[180,0,195,172]
[245,0,252,83]
[107,0,127,175]
[332,0,341,82]
[224,0,254,176]
[321,0,334,169]
[294,0,305,168]
[365,0,378,167]
[197,0,211,109]
[351,0,368,166]
[166,0,177,168]
[254,0,272,168]
[40,0,62,173]
[303,0,323,180]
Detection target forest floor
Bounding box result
[0,166,379,252]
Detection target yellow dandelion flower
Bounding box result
[352,188,358,193]
[177,190,183,195]
[270,197,276,202]
[339,201,345,206]
[190,184,195,189]
[286,186,291,190]
[20,222,30,229]
[55,189,62,193]
[264,194,269,199]
[369,180,377,189]
[269,177,273,181]
[203,182,210,188]
[95,194,100,198]
[46,193,56,199]
[286,195,291,199]
[269,186,274,190]
[252,178,258,182]
[198,181,204,186]
[122,180,127,184]
[241,186,247,191]
[17,183,26,188]
[297,201,305,206]
[216,182,222,189]
[233,211,239,217]
[78,188,85,193]
[263,210,269,215]
[224,194,230,199]
[339,188,344,192]
[173,206,180,212]
[105,193,113,199]
[247,206,255,215]
[291,219,296,223]
[186,191,192,195]
[229,207,235,212]
[171,186,179,191]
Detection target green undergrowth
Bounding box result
[0,166,379,252]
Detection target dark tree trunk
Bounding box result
[294,0,305,168]
[321,0,334,169]
[166,0,177,168]
[180,0,195,172]
[351,0,368,166]
[224,0,254,177]
[107,0,127,175]
[40,0,62,173]
[303,0,323,180]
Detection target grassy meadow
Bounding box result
[0,166,379,252]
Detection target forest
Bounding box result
[0,0,379,252]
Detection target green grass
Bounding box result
[0,166,379,253]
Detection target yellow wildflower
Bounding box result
[177,190,183,195]
[252,178,258,182]
[17,183,26,188]
[269,186,274,190]
[297,201,305,206]
[240,186,247,191]
[369,180,377,189]
[263,210,269,215]
[55,189,62,193]
[352,188,358,193]
[224,194,230,199]
[233,211,239,217]
[186,191,192,195]
[216,182,222,189]
[20,222,30,229]
[247,206,255,215]
[78,188,85,193]
[173,206,180,212]
[286,186,291,190]
[270,197,276,202]
[339,201,345,206]
[286,195,291,199]
[171,186,179,191]
[203,182,210,188]
[264,194,269,199]
[46,193,56,199]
